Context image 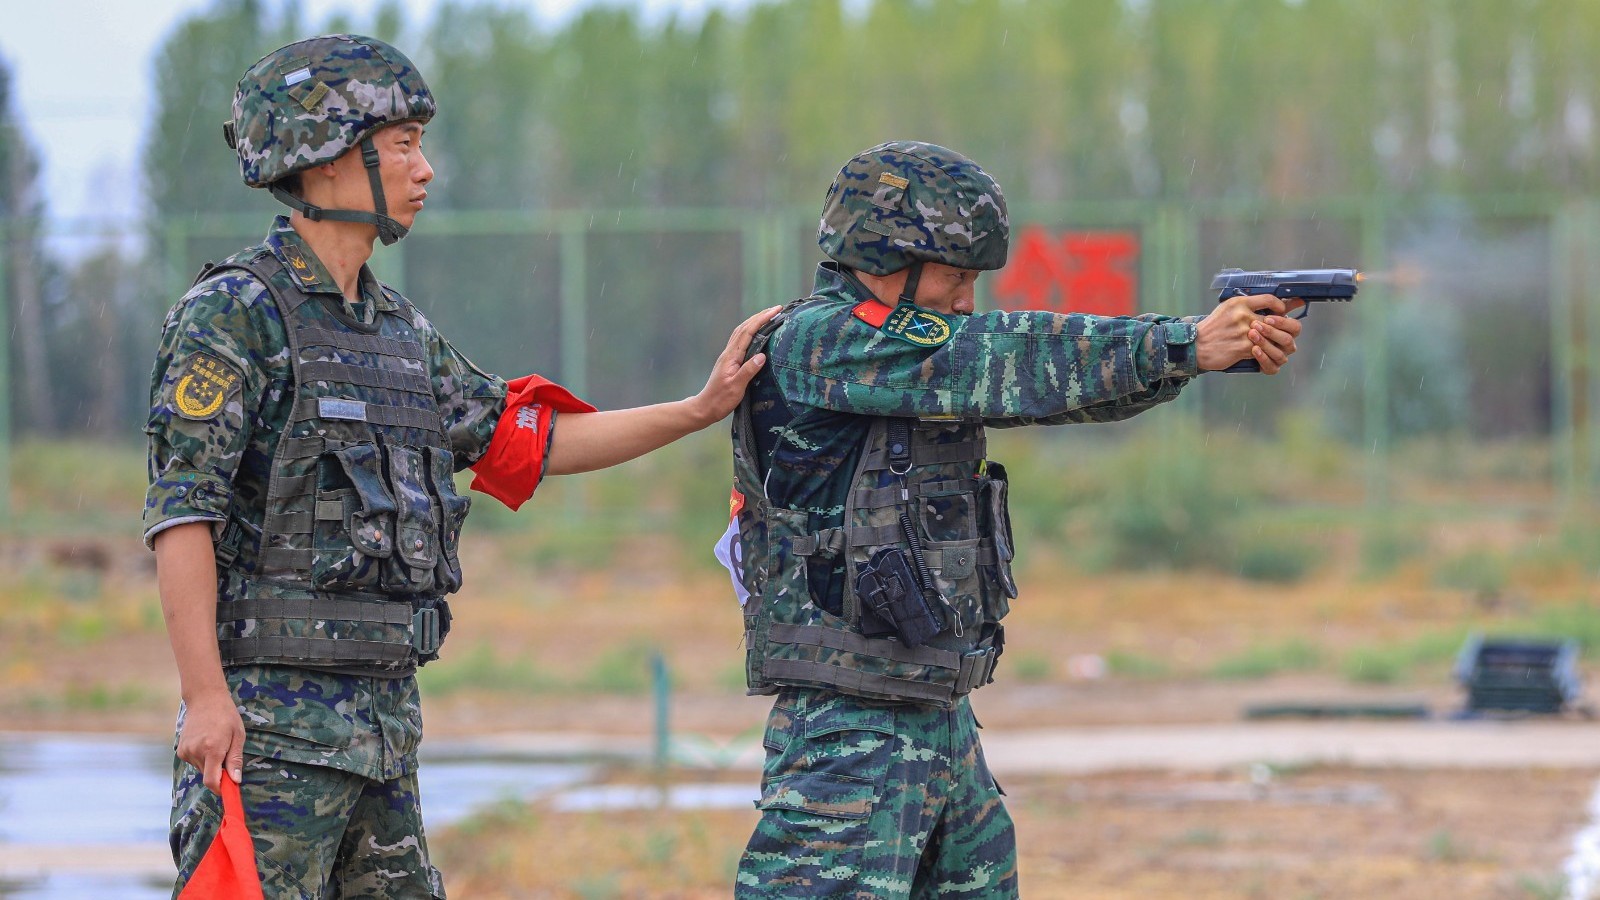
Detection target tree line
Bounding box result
[5,0,1596,438]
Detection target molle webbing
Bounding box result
[793,527,1002,564]
[216,595,417,666]
[221,596,413,626]
[290,397,444,432]
[762,623,1002,705]
[764,659,955,705]
[858,437,985,472]
[201,248,458,673]
[218,637,414,665]
[297,327,424,358]
[300,361,432,394]
[769,622,961,669]
[852,477,978,509]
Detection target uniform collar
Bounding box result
[813,261,876,304]
[265,216,398,312]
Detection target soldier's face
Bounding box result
[308,122,434,232]
[912,262,981,316]
[374,122,434,229]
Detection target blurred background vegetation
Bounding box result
[5,0,1600,700]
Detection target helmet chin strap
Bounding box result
[898,261,924,306]
[269,137,410,245]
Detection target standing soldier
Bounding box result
[726,141,1302,897]
[146,34,773,897]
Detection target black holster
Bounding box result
[856,548,943,648]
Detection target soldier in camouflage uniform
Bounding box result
[147,34,774,898]
[725,142,1302,897]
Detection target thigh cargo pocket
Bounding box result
[312,444,396,592]
[758,694,895,822]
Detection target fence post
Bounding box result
[1554,199,1600,515]
[165,220,189,309]
[741,220,765,311]
[651,651,671,771]
[1552,201,1577,512]
[0,219,10,518]
[558,216,588,398]
[1359,202,1392,567]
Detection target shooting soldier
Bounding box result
[145,34,773,896]
[725,141,1302,897]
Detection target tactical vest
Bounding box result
[203,250,468,676]
[731,311,1016,708]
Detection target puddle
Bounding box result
[0,733,596,899]
[551,782,757,812]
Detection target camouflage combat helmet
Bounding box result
[819,141,1009,304]
[225,34,436,245]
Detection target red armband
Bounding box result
[469,374,595,511]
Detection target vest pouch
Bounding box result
[978,463,1019,604]
[917,481,979,544]
[313,444,397,591]
[426,446,470,595]
[383,444,439,592]
[927,540,983,636]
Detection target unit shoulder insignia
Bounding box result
[850,300,955,348]
[171,352,243,420]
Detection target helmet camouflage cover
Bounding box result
[227,34,435,188]
[819,141,1010,276]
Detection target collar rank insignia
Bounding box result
[287,254,319,285]
[172,352,242,421]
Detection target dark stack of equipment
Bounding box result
[1454,635,1582,714]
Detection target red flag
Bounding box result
[178,772,264,900]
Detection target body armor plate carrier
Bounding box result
[203,251,468,676]
[731,305,1017,707]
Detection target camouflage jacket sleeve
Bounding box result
[419,321,509,472]
[142,274,276,548]
[767,301,1201,424]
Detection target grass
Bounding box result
[416,641,564,695]
[435,800,754,898]
[1106,650,1171,679]
[1341,628,1470,685]
[1432,549,1510,598]
[1515,872,1569,900]
[1209,639,1323,680]
[418,639,664,696]
[1423,828,1472,863]
[1009,651,1054,682]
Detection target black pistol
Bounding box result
[1211,267,1360,373]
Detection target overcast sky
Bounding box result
[0,0,743,229]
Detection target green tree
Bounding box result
[0,52,54,435]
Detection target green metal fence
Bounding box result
[4,196,1598,529]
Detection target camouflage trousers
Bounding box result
[736,688,1018,898]
[170,755,445,899]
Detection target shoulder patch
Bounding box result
[850,299,955,347]
[171,352,243,420]
[880,303,955,348]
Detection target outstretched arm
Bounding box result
[545,306,778,475]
